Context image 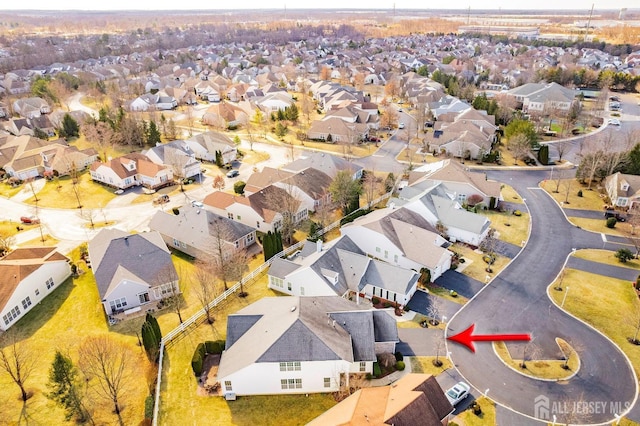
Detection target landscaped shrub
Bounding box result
[395,361,405,371]
[366,373,373,380]
[191,348,204,377]
[196,342,206,359]
[615,248,634,263]
[606,217,617,228]
[577,190,583,197]
[513,210,522,216]
[144,395,154,420]
[394,351,404,361]
[205,340,225,354]
[373,362,381,378]
[172,207,180,215]
[372,296,380,305]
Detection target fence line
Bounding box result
[152,190,392,425]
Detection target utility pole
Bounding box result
[467,6,471,26]
[585,4,594,41]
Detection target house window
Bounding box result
[384,250,388,258]
[109,297,127,313]
[256,221,260,228]
[300,287,305,295]
[228,213,233,219]
[324,377,331,388]
[225,381,232,391]
[375,247,381,253]
[2,306,21,325]
[235,240,239,249]
[287,282,292,291]
[279,362,301,371]
[173,238,180,248]
[394,254,398,263]
[281,378,302,389]
[21,297,32,310]
[246,233,255,244]
[359,362,366,372]
[270,276,284,288]
[34,289,40,296]
[45,277,54,289]
[295,378,302,389]
[280,379,288,389]
[457,193,467,203]
[138,293,150,304]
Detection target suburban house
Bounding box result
[308,373,453,426]
[148,205,258,260]
[0,135,97,180]
[268,236,419,305]
[216,296,399,396]
[408,159,502,207]
[307,117,369,143]
[244,167,333,213]
[391,181,491,246]
[201,102,250,128]
[90,153,173,190]
[282,152,363,180]
[324,105,380,130]
[88,229,180,318]
[506,82,577,114]
[12,97,51,119]
[341,207,453,282]
[128,93,178,111]
[185,131,237,165]
[143,140,202,180]
[254,92,294,112]
[0,247,71,331]
[203,186,308,233]
[604,172,640,209]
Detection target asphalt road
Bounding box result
[447,169,637,424]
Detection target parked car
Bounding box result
[605,210,626,222]
[226,170,239,178]
[191,200,204,208]
[20,215,40,224]
[153,194,170,205]
[367,136,380,142]
[608,118,621,126]
[398,122,405,129]
[398,108,403,112]
[445,382,470,406]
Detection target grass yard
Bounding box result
[0,220,24,237]
[0,182,25,198]
[0,249,149,426]
[454,396,496,426]
[423,283,468,304]
[549,267,640,378]
[493,339,579,380]
[479,209,529,246]
[23,171,118,209]
[573,249,640,270]
[397,313,446,330]
[500,184,524,204]
[242,150,270,165]
[540,179,608,210]
[409,356,453,375]
[20,233,59,247]
[452,244,511,283]
[568,217,626,237]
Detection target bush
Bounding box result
[191,349,204,377]
[577,190,583,197]
[172,207,180,215]
[615,248,634,263]
[372,296,380,305]
[394,351,404,361]
[513,210,522,216]
[204,340,225,354]
[450,290,458,297]
[144,395,154,420]
[606,217,617,228]
[395,361,405,371]
[373,362,381,378]
[366,373,373,380]
[233,181,246,195]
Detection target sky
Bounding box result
[0,1,638,11]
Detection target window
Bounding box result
[225,381,232,391]
[45,277,54,289]
[109,297,127,313]
[279,362,300,371]
[256,221,260,228]
[34,289,39,296]
[270,276,284,288]
[228,213,233,219]
[2,306,21,325]
[300,287,305,296]
[384,250,388,258]
[287,282,292,291]
[375,247,381,253]
[457,193,467,203]
[237,215,241,220]
[235,240,239,249]
[181,242,186,249]
[394,254,398,263]
[21,297,31,310]
[359,362,366,372]
[246,233,255,244]
[281,378,302,389]
[280,379,288,389]
[138,293,150,304]
[324,378,331,388]
[173,238,180,248]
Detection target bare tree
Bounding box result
[155,265,184,323]
[577,138,605,189]
[212,175,225,191]
[432,332,446,367]
[0,331,37,402]
[83,121,114,162]
[379,106,399,130]
[427,297,443,326]
[508,133,531,164]
[191,260,220,324]
[362,170,381,208]
[78,335,134,426]
[184,105,195,137]
[554,140,570,162]
[207,215,249,291]
[601,131,629,177]
[519,339,542,369]
[479,228,499,273]
[0,231,15,256]
[163,148,188,192]
[313,190,334,230]
[265,183,303,246]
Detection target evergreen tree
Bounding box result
[46,351,91,423]
[275,229,284,253]
[284,104,299,122]
[215,150,223,167]
[538,144,549,165]
[263,231,273,261]
[147,120,162,145]
[141,313,162,363]
[61,114,80,138]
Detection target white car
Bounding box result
[608,118,621,126]
[445,381,471,406]
[191,200,204,208]
[398,122,405,129]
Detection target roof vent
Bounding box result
[290,306,296,312]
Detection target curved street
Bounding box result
[447,169,638,424]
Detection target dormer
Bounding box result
[321,268,339,285]
[123,159,137,172]
[621,179,630,193]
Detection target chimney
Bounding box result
[316,239,323,253]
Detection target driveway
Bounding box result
[406,289,461,320]
[433,270,485,299]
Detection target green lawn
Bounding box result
[479,209,529,247]
[549,268,640,379]
[23,171,118,209]
[493,339,579,380]
[454,396,496,426]
[568,216,626,237]
[0,220,23,237]
[409,356,453,375]
[0,248,148,425]
[453,244,510,284]
[573,249,640,271]
[0,182,25,198]
[500,184,524,204]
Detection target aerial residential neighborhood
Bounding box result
[1,5,640,426]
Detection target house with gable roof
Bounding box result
[0,247,71,331]
[185,131,237,164]
[282,152,363,180]
[90,153,173,190]
[604,172,640,209]
[506,81,576,114]
[88,229,179,317]
[216,295,399,396]
[268,236,420,305]
[143,140,201,179]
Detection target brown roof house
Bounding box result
[308,373,453,426]
[0,247,71,331]
[90,153,173,190]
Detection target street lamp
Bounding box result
[442,315,447,324]
[561,286,570,308]
[484,388,490,397]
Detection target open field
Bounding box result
[22,171,118,209]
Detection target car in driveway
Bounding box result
[445,382,470,406]
[20,215,40,224]
[605,210,626,222]
[226,170,239,178]
[608,118,621,126]
[191,200,204,208]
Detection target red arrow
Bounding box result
[447,324,531,353]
